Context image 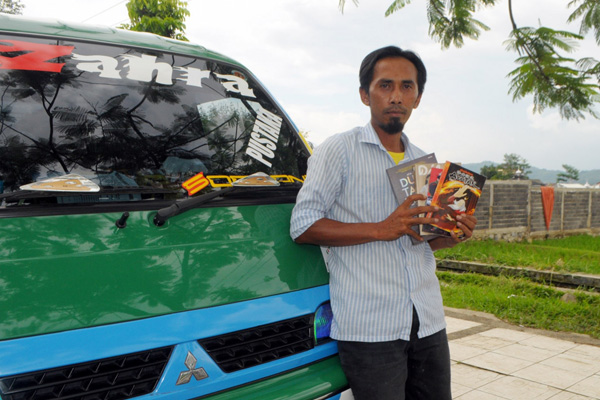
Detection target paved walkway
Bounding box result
[445,307,600,400]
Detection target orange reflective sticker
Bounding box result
[182,172,209,196]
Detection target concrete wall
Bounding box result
[473,180,600,241]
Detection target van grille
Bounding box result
[199,315,314,373]
[0,346,173,400]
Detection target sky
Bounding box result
[15,0,600,171]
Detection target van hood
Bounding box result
[0,204,328,341]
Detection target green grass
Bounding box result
[530,235,600,252]
[435,235,600,339]
[438,271,600,339]
[435,235,600,275]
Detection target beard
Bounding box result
[378,117,404,134]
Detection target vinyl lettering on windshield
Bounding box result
[0,39,256,98]
[0,39,74,72]
[0,35,310,203]
[246,103,283,167]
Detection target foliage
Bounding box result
[0,0,24,14]
[558,164,582,182]
[438,271,600,339]
[505,25,599,120]
[338,0,600,120]
[501,153,531,178]
[480,163,502,180]
[531,234,600,252]
[120,0,190,41]
[435,235,600,275]
[436,233,600,338]
[557,163,580,182]
[480,153,530,180]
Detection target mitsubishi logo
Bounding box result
[176,352,209,385]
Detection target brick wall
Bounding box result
[473,180,600,240]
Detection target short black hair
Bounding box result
[359,46,427,95]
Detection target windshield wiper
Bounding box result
[152,181,303,227]
[153,187,236,226]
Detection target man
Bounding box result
[290,46,477,399]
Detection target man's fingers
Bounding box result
[457,223,473,240]
[457,214,477,229]
[408,205,438,217]
[394,203,438,217]
[456,215,477,239]
[399,193,428,210]
[406,216,439,227]
[403,193,427,205]
[405,229,425,242]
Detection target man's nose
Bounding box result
[390,86,402,103]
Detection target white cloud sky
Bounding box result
[16,0,600,170]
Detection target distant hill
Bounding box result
[463,161,600,185]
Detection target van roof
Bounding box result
[0,13,244,68]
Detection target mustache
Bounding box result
[384,105,407,113]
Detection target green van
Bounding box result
[0,13,349,400]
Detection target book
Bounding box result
[414,162,444,207]
[423,161,487,237]
[386,153,437,244]
[412,162,440,237]
[386,153,437,205]
[426,166,444,206]
[414,163,448,238]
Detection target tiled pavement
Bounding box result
[445,307,600,400]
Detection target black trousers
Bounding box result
[337,309,451,400]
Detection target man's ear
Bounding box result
[359,87,370,106]
[414,93,423,109]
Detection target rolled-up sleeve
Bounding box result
[290,135,347,240]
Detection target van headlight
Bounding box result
[314,302,333,345]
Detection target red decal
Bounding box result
[0,40,74,73]
[182,172,209,196]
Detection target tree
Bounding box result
[500,153,531,179]
[338,0,600,121]
[557,164,580,182]
[120,0,190,41]
[0,0,24,14]
[480,153,531,180]
[480,163,502,180]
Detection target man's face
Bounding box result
[360,57,422,135]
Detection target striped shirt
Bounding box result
[290,123,446,342]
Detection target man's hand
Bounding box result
[375,194,439,242]
[429,214,478,251]
[294,194,439,247]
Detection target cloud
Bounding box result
[527,105,563,132]
[18,0,600,171]
[285,104,365,146]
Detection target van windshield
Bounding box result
[0,35,308,207]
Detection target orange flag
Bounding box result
[540,186,554,231]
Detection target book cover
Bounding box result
[424,161,487,237]
[426,166,444,206]
[414,162,444,207]
[386,153,437,245]
[386,153,436,205]
[413,163,447,238]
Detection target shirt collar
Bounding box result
[360,122,416,158]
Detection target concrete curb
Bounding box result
[436,259,600,290]
[444,306,600,346]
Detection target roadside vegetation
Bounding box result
[435,235,600,275]
[436,235,600,339]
